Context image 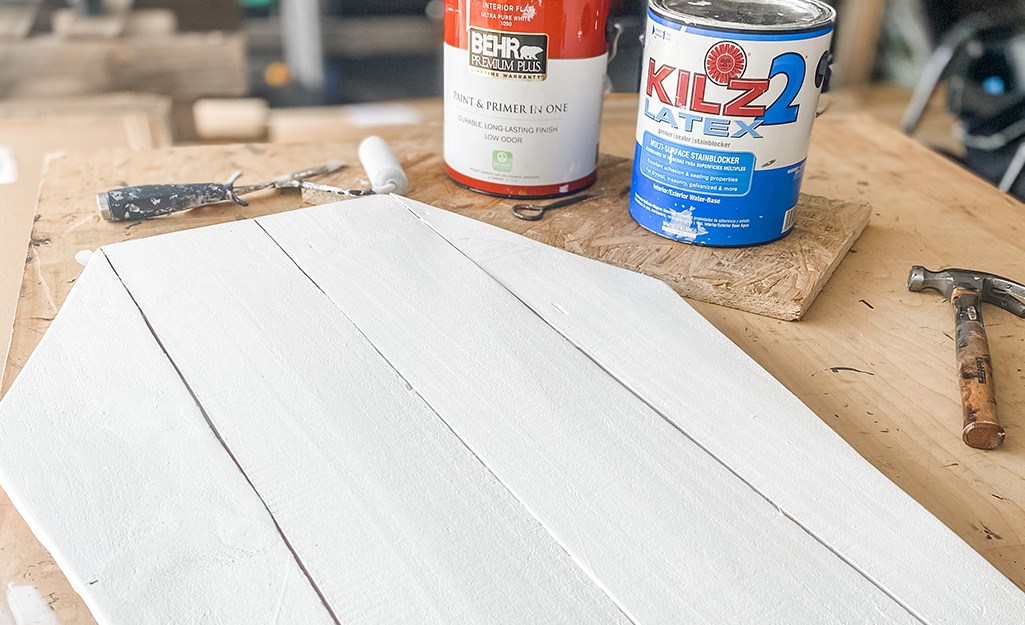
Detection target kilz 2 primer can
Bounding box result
[443,1,609,197]
[631,0,834,245]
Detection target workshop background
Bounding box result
[5,1,1024,380]
[0,1,1018,143]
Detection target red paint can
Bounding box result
[443,0,611,197]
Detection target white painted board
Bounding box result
[101,220,631,625]
[392,196,1025,624]
[3,193,1022,625]
[257,196,919,624]
[0,254,336,624]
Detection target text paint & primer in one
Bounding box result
[444,1,609,197]
[631,0,834,246]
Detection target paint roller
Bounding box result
[358,135,408,194]
[96,136,408,222]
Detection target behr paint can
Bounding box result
[443,1,610,197]
[631,0,835,246]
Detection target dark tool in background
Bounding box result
[907,265,1025,450]
[97,136,408,222]
[901,11,1025,199]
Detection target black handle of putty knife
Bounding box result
[97,172,248,222]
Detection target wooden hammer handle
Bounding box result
[952,287,1005,449]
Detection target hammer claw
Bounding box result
[985,282,1025,318]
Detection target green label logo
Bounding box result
[492,150,513,172]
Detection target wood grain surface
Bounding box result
[100,218,632,625]
[3,94,1025,622]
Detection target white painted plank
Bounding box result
[395,196,1025,624]
[101,221,631,624]
[0,254,336,625]
[257,196,919,624]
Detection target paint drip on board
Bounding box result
[443,0,611,198]
[631,0,835,246]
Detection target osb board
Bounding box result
[271,97,870,320]
[307,151,871,321]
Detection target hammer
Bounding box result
[908,266,1025,449]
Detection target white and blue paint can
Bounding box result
[631,0,835,246]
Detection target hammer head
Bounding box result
[908,266,1025,317]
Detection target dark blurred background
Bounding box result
[5,0,1022,106]
[6,0,1025,149]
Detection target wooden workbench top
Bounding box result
[1,94,1024,622]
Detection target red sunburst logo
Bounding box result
[705,42,746,85]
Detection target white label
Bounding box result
[444,44,606,190]
[636,22,833,171]
[0,146,18,185]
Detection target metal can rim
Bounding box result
[650,0,836,34]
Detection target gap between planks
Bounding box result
[388,195,1025,625]
[255,198,920,623]
[85,201,913,622]
[0,255,337,624]
[100,252,345,625]
[388,198,932,625]
[404,204,930,620]
[42,195,1021,624]
[99,222,632,623]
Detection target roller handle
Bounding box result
[952,287,1006,449]
[97,173,247,222]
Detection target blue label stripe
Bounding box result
[647,9,833,41]
[629,141,806,246]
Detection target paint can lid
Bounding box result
[652,0,835,33]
